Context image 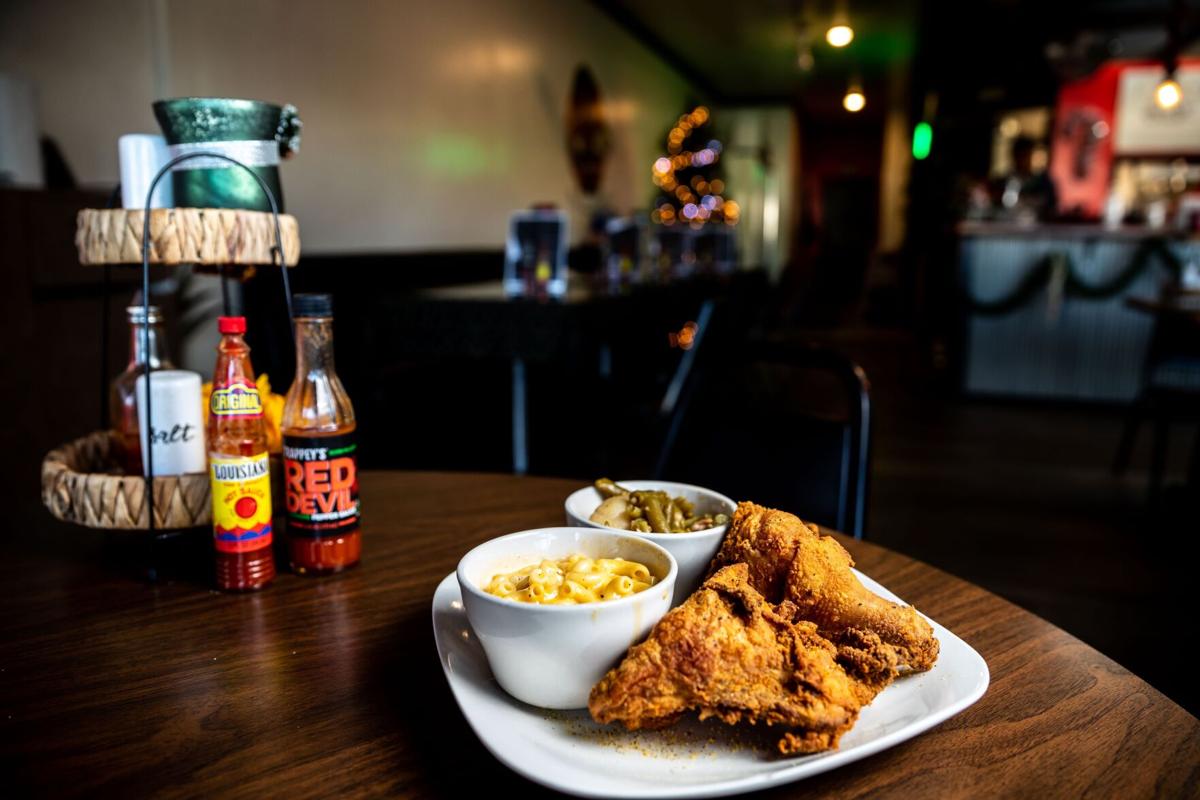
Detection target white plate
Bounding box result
[432,570,989,799]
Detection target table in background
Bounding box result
[370,275,760,475]
[1127,291,1200,323]
[3,472,1198,797]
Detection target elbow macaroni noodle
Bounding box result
[484,554,656,604]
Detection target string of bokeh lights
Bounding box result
[650,106,740,228]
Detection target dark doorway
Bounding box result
[815,175,878,310]
[786,115,884,326]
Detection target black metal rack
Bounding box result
[111,151,295,534]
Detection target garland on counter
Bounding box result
[963,238,1183,316]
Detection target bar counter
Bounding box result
[957,222,1196,402]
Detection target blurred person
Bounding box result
[994,136,1057,222]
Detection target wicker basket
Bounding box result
[75,207,300,266]
[41,431,282,532]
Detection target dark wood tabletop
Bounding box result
[4,472,1198,798]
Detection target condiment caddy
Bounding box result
[44,149,298,533]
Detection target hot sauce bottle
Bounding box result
[207,316,276,591]
[282,294,360,575]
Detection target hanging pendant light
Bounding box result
[1155,16,1183,112]
[843,76,865,112]
[826,0,854,47]
[1155,71,1183,111]
[796,21,815,71]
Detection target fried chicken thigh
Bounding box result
[589,502,939,754]
[588,564,862,754]
[710,502,939,679]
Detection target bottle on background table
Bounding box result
[282,293,360,575]
[207,315,275,591]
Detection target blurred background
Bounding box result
[3,0,1199,712]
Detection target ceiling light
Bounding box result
[826,24,854,47]
[1155,75,1182,111]
[797,46,814,71]
[843,89,865,112]
[796,23,815,72]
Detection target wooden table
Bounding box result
[5,472,1198,797]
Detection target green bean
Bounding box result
[643,496,669,532]
[589,478,726,534]
[639,490,669,505]
[594,478,626,498]
[669,503,685,530]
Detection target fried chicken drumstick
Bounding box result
[588,564,863,754]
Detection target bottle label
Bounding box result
[283,432,359,538]
[210,379,263,419]
[210,452,273,552]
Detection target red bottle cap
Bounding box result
[218,316,247,334]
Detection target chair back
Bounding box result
[656,339,871,538]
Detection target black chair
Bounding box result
[1113,301,1200,505]
[655,339,871,538]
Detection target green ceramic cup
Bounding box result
[152,97,301,212]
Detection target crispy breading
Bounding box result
[588,564,862,754]
[589,502,940,755]
[706,502,821,599]
[712,502,939,675]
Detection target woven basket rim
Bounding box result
[43,430,208,480]
[41,430,210,532]
[75,207,301,266]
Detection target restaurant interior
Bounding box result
[4,0,1200,795]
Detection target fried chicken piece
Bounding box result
[784,526,939,674]
[829,627,902,705]
[707,501,819,598]
[588,564,862,754]
[711,503,939,676]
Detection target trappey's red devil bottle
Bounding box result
[207,316,276,591]
[282,294,360,575]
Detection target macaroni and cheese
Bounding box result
[484,554,656,605]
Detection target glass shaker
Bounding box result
[110,305,175,474]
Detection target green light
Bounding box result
[422,134,506,178]
[912,121,932,160]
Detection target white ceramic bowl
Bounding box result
[564,480,735,607]
[456,527,676,710]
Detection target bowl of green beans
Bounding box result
[564,479,736,606]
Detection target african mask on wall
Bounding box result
[566,65,611,195]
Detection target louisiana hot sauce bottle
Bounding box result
[207,316,276,591]
[282,294,360,574]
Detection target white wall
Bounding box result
[721,107,797,279]
[0,0,161,184]
[1,0,697,252]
